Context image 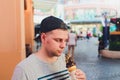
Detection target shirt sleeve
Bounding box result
[11,66,28,80]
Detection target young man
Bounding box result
[12,16,86,80]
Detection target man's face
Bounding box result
[42,29,68,57]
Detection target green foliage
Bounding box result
[109,41,120,51]
[99,25,103,32]
[93,33,97,37]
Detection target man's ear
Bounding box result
[41,33,46,43]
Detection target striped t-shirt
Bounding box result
[12,53,70,80]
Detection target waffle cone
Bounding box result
[68,65,76,72]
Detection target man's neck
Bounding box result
[35,49,58,63]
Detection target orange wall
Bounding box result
[25,0,34,51]
[0,0,25,80]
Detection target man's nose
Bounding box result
[60,42,66,48]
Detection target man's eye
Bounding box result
[55,39,62,42]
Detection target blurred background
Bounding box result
[33,0,120,34]
[0,0,120,80]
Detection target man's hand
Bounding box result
[75,69,86,80]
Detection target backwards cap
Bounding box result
[34,16,69,42]
[40,16,68,33]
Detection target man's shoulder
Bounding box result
[17,54,35,68]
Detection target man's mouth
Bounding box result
[58,50,62,53]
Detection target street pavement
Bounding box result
[64,37,120,80]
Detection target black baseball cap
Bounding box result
[34,16,69,42]
[39,16,68,33]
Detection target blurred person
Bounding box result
[34,33,41,51]
[79,31,83,40]
[86,29,91,41]
[67,30,77,60]
[82,31,87,39]
[98,36,105,57]
[25,44,32,57]
[12,16,86,80]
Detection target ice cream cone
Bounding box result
[65,53,77,80]
[68,65,77,72]
[65,53,76,68]
[68,65,77,80]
